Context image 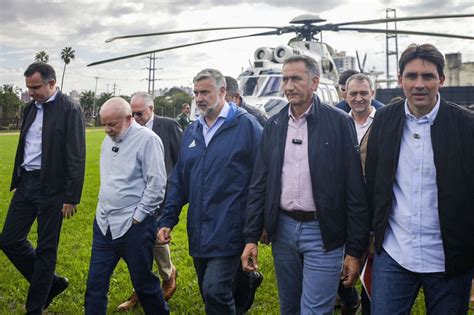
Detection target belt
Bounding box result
[21,167,41,177]
[281,209,318,222]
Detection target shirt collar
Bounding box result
[145,114,154,129]
[288,101,313,121]
[198,101,230,127]
[35,88,59,108]
[349,106,376,125]
[115,120,136,144]
[404,92,440,124]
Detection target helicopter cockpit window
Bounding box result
[240,76,266,97]
[260,76,284,97]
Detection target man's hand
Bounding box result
[259,229,270,245]
[132,219,140,224]
[62,203,76,219]
[241,243,259,272]
[341,254,360,287]
[158,227,172,245]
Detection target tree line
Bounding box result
[0,48,192,129]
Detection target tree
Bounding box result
[0,85,23,129]
[79,90,95,119]
[60,46,75,91]
[34,51,49,63]
[154,91,192,118]
[96,92,114,114]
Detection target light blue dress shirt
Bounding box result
[198,102,230,146]
[96,121,167,239]
[22,90,58,170]
[383,94,445,273]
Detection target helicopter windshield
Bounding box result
[240,75,285,98]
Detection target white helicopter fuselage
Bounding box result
[191,40,341,119]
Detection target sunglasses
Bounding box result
[132,111,144,117]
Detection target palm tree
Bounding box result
[60,46,75,91]
[34,51,49,63]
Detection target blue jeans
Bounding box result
[371,248,473,315]
[272,214,344,315]
[193,255,241,315]
[84,217,169,315]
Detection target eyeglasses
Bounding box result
[132,111,144,117]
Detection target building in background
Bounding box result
[333,51,356,74]
[444,53,474,86]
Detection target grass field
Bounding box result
[0,130,279,314]
[0,130,458,314]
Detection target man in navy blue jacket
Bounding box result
[241,55,369,314]
[158,68,262,314]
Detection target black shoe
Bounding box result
[45,276,69,309]
[234,268,263,313]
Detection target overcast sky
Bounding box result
[1,0,473,96]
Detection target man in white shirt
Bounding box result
[338,73,376,314]
[116,92,182,311]
[84,97,169,315]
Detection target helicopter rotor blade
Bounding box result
[105,26,283,43]
[336,27,474,40]
[355,50,362,72]
[88,30,282,67]
[332,13,474,27]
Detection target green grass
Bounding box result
[0,130,278,314]
[0,130,460,314]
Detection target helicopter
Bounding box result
[87,13,474,117]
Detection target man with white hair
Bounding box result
[84,97,169,315]
[116,91,181,311]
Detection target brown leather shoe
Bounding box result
[116,292,139,311]
[162,267,177,301]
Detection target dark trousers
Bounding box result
[84,217,169,315]
[0,171,64,314]
[193,255,241,315]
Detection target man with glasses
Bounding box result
[0,62,85,313]
[116,91,182,311]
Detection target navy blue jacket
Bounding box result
[159,103,262,258]
[243,97,370,258]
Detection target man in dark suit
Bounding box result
[116,91,182,311]
[0,62,85,314]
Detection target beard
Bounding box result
[107,125,129,142]
[197,99,219,117]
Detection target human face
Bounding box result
[224,93,239,105]
[399,58,445,117]
[346,80,374,115]
[282,61,319,111]
[194,78,225,118]
[339,84,348,99]
[183,105,191,114]
[25,72,56,103]
[100,107,132,142]
[130,96,153,126]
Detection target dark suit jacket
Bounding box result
[11,90,85,204]
[152,115,182,177]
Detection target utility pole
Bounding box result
[144,53,163,97]
[93,76,99,118]
[113,82,117,96]
[385,8,399,88]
